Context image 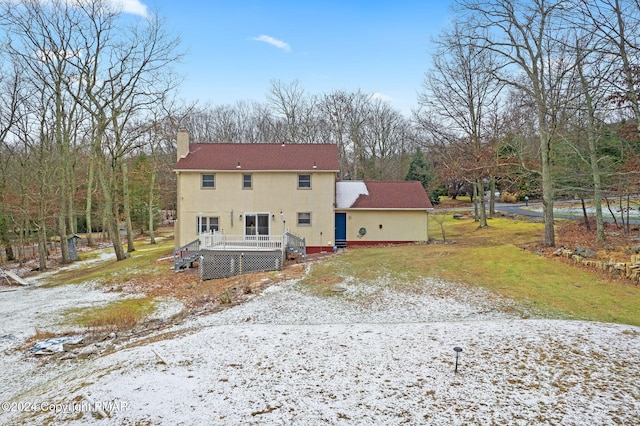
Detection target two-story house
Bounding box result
[173,129,434,278]
[174,129,340,254]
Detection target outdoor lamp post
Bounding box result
[454,346,463,373]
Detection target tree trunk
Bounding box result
[4,246,14,262]
[148,168,157,244]
[618,196,627,234]
[68,177,76,236]
[540,129,555,247]
[586,114,605,243]
[577,46,605,243]
[85,158,95,246]
[580,198,592,232]
[97,154,126,261]
[475,177,488,228]
[122,162,135,252]
[37,203,47,271]
[604,197,619,229]
[0,219,14,262]
[58,211,70,264]
[489,177,496,218]
[473,183,479,221]
[625,195,631,235]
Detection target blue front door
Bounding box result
[335,213,347,247]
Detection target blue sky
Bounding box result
[136,1,455,116]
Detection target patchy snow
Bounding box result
[147,298,186,322]
[336,181,368,209]
[1,271,639,425]
[0,282,122,343]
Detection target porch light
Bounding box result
[272,214,275,220]
[239,214,243,219]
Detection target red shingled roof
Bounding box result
[174,143,340,171]
[351,181,433,209]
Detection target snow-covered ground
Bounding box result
[1,269,640,425]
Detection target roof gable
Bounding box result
[336,181,433,209]
[174,143,340,171]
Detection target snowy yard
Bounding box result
[1,267,640,425]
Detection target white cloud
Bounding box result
[251,35,291,52]
[112,0,148,17]
[371,92,393,103]
[9,0,148,17]
[36,48,82,62]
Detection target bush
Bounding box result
[500,191,518,203]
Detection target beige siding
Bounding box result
[340,210,428,242]
[175,170,336,249]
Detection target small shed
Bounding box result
[67,235,81,261]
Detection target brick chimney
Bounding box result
[176,128,189,161]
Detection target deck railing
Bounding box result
[173,238,201,271]
[284,232,307,260]
[199,232,284,251]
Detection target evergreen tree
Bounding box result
[405,149,440,205]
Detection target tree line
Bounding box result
[417,0,640,245]
[1,0,639,269]
[0,0,184,267]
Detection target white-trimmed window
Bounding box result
[297,174,311,189]
[297,212,311,226]
[201,174,215,189]
[242,174,252,189]
[197,217,219,234]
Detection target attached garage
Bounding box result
[334,181,434,247]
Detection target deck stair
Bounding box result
[285,232,306,261]
[173,239,201,271]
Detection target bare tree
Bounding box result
[456,0,577,246]
[576,0,640,130]
[571,36,617,242]
[319,90,373,179]
[1,0,93,263]
[417,23,504,227]
[0,63,23,262]
[362,98,414,180]
[267,79,304,143]
[61,0,183,261]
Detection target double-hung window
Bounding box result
[298,174,311,189]
[242,174,252,189]
[297,212,311,226]
[197,217,219,234]
[201,174,215,189]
